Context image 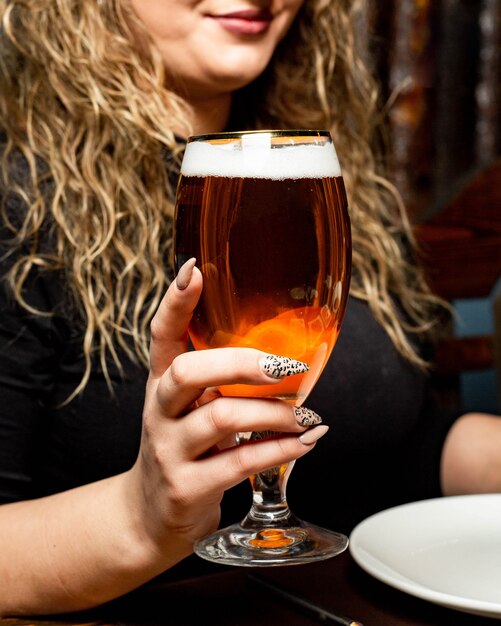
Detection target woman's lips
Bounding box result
[208,8,273,35]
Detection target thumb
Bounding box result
[149,258,202,378]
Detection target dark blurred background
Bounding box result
[357,0,501,414]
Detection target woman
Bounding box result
[0,0,499,616]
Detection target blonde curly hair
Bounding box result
[0,0,441,400]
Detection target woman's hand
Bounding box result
[127,259,328,563]
[0,260,327,615]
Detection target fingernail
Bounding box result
[175,258,196,290]
[299,424,329,446]
[294,407,322,427]
[260,354,309,379]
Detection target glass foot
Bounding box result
[194,518,348,566]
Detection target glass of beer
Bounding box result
[174,130,351,565]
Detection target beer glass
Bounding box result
[174,130,351,565]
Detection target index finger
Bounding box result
[149,258,202,377]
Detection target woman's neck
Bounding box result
[180,92,232,137]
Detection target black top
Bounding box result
[0,153,456,578]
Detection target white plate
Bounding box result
[349,494,501,619]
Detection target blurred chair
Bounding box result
[415,158,501,413]
[360,1,501,412]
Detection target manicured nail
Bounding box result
[260,354,309,379]
[294,407,322,427]
[175,258,196,290]
[299,425,329,446]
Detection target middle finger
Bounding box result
[174,397,322,460]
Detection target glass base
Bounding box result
[194,518,348,567]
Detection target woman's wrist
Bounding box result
[119,465,196,574]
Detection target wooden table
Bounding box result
[1,551,496,626]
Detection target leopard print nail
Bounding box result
[294,407,322,426]
[260,354,310,379]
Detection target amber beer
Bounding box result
[174,132,351,403]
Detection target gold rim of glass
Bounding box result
[189,129,331,142]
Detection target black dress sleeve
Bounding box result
[0,190,147,504]
[0,223,62,502]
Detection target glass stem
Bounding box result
[244,461,295,527]
[237,431,296,528]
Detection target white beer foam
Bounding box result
[181,139,342,179]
